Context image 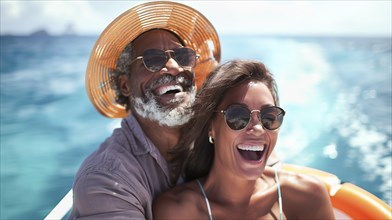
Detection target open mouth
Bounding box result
[237,145,265,161]
[152,84,188,105]
[149,74,194,106]
[156,85,183,96]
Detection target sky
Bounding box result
[1,0,391,37]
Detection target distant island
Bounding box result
[29,29,50,37]
[1,24,80,37]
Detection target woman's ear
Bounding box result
[208,127,215,144]
[208,126,215,139]
[118,75,131,96]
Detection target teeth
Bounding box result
[158,85,183,95]
[237,145,264,151]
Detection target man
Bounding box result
[69,2,220,219]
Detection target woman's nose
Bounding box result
[247,114,265,135]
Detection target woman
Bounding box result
[153,60,335,219]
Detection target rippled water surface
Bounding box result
[1,35,391,219]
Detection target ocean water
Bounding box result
[1,35,391,219]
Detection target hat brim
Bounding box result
[85,1,221,118]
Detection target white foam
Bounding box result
[327,88,391,205]
[323,143,338,159]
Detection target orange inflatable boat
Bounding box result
[283,164,392,220]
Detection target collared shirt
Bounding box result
[68,114,172,219]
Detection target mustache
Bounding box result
[148,74,193,91]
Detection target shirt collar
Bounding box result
[123,114,157,155]
[123,114,171,181]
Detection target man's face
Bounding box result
[127,30,196,127]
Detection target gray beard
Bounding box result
[130,86,196,127]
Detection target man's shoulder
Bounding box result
[74,134,147,184]
[72,146,150,201]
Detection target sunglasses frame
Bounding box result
[219,104,286,131]
[130,47,199,72]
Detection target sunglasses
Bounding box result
[130,47,198,72]
[219,105,286,131]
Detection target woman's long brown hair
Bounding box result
[170,59,280,181]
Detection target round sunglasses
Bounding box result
[130,47,198,72]
[219,105,286,131]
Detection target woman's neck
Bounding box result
[202,167,267,206]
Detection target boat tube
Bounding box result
[283,164,392,220]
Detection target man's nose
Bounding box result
[161,58,183,75]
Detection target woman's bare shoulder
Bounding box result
[278,169,335,219]
[153,181,204,220]
[263,167,328,201]
[282,169,327,197]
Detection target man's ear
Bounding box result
[118,74,131,96]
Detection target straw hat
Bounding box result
[85,1,221,118]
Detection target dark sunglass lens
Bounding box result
[142,49,167,72]
[225,106,250,130]
[260,107,284,130]
[174,48,196,67]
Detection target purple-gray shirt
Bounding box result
[68,115,173,219]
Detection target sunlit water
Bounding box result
[1,35,391,219]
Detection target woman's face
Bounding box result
[210,80,279,180]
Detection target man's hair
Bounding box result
[109,42,134,111]
[170,59,280,181]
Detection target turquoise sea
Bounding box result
[1,35,391,219]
